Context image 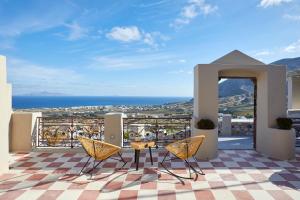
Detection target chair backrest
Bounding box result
[78,136,97,158]
[184,135,205,158]
[167,135,205,159]
[77,136,121,160]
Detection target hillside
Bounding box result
[271,57,300,71]
[219,79,253,97]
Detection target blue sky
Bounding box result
[0,0,300,96]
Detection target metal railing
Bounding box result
[123,117,192,147]
[35,117,104,148]
[290,117,300,147]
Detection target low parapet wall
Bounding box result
[10,112,42,152]
[218,117,254,136]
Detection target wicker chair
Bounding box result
[160,135,205,183]
[77,136,127,177]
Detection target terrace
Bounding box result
[1,149,299,200]
[1,51,300,199]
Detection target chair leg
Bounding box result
[79,156,91,175]
[149,147,153,165]
[159,152,192,185]
[184,159,199,181]
[118,152,127,168]
[192,156,205,175]
[135,150,140,171]
[86,160,102,178]
[161,151,169,163]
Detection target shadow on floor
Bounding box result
[269,169,300,190]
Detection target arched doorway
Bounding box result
[218,76,257,150]
[192,50,291,160]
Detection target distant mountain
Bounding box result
[271,57,300,71]
[219,79,253,97]
[219,56,300,97]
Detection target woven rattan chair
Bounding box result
[160,135,205,183]
[78,136,127,177]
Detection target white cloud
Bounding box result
[179,59,186,63]
[143,33,156,47]
[6,57,147,96]
[64,22,88,41]
[283,14,300,21]
[7,57,83,95]
[0,1,76,37]
[259,0,292,8]
[283,39,300,53]
[89,53,174,70]
[106,26,142,42]
[250,39,300,63]
[168,69,192,74]
[106,26,168,47]
[254,50,272,57]
[170,0,218,28]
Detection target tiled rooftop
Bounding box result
[0,149,299,200]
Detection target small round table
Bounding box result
[130,141,155,170]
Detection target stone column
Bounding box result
[10,112,42,152]
[221,114,232,136]
[104,113,125,147]
[0,55,12,173]
[193,64,218,159]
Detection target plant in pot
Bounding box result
[193,118,218,160]
[276,118,293,130]
[196,119,215,130]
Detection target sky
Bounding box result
[0,0,300,97]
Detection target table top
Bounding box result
[130,140,156,150]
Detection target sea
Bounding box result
[12,96,191,109]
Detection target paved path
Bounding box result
[218,136,253,150]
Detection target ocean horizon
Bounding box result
[12,96,192,109]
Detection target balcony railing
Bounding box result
[35,117,104,148]
[122,117,192,147]
[290,117,300,147]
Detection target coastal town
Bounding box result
[14,94,254,119]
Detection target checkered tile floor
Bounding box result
[0,149,299,200]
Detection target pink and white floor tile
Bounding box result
[0,150,299,200]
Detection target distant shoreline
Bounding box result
[12,96,192,109]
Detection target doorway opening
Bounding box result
[218,77,257,150]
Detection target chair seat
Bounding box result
[95,148,120,160]
[78,136,121,161]
[166,142,189,160]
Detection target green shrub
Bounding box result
[197,119,215,130]
[276,118,293,130]
[124,131,129,140]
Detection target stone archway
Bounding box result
[192,50,294,160]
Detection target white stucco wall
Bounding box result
[292,77,300,109]
[0,56,12,173]
[288,76,300,110]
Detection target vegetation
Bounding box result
[123,131,130,140]
[276,118,293,130]
[197,119,215,129]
